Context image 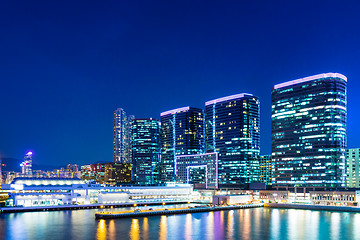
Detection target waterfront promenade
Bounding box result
[264,203,360,213]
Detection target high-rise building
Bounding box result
[272,73,347,190]
[160,107,204,182]
[113,108,134,163]
[346,148,360,188]
[205,93,260,187]
[131,118,161,185]
[258,155,273,184]
[20,152,33,177]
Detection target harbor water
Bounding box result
[1,205,360,240]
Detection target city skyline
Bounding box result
[1,1,360,167]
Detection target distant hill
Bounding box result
[0,158,21,172]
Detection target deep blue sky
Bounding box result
[1,1,360,168]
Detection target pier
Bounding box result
[95,203,264,219]
[0,200,189,214]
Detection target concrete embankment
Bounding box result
[0,201,189,214]
[95,204,264,219]
[264,203,360,213]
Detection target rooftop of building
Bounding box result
[10,177,85,186]
[205,93,254,106]
[160,106,202,116]
[273,73,347,90]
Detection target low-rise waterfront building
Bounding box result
[310,191,360,206]
[212,194,252,205]
[1,178,194,207]
[259,190,290,203]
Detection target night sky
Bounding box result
[1,1,360,168]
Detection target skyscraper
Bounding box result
[160,107,204,182]
[113,108,134,163]
[205,93,260,187]
[272,73,347,190]
[20,151,33,177]
[131,118,161,185]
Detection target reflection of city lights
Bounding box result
[185,214,192,240]
[96,220,107,240]
[143,218,149,240]
[159,216,167,240]
[130,219,140,240]
[227,211,234,239]
[108,220,116,240]
[207,212,214,240]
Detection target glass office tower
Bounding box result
[205,93,260,187]
[113,108,134,163]
[131,118,161,185]
[160,107,204,182]
[272,73,347,190]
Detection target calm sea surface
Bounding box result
[1,205,359,240]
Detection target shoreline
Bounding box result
[264,203,360,213]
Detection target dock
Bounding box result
[95,203,264,219]
[0,200,189,214]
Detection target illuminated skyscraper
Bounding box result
[131,118,161,185]
[272,73,347,190]
[160,107,204,182]
[113,108,134,163]
[205,93,260,187]
[20,151,33,177]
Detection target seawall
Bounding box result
[264,203,360,213]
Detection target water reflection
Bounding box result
[2,206,360,240]
[143,217,149,240]
[270,209,280,239]
[206,211,214,240]
[108,220,116,240]
[159,215,167,240]
[185,214,192,240]
[130,219,140,240]
[330,212,340,240]
[96,219,106,240]
[227,210,234,239]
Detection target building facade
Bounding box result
[205,93,260,187]
[160,107,204,182]
[346,148,360,188]
[258,155,273,184]
[272,73,347,190]
[131,118,161,185]
[80,162,131,185]
[175,152,218,189]
[113,108,134,163]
